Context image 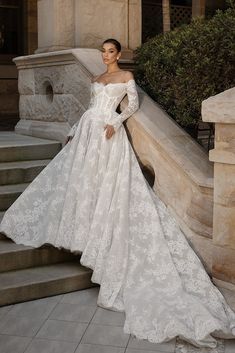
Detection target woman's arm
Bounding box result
[112,74,139,132]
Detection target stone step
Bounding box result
[0,132,61,162]
[0,261,94,306]
[0,159,51,185]
[0,182,29,211]
[0,238,78,272]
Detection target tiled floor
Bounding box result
[0,287,234,353]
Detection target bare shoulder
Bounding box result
[123,71,134,82]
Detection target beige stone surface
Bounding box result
[210,124,235,164]
[202,87,235,124]
[36,0,141,52]
[129,0,142,49]
[18,69,35,95]
[212,245,235,285]
[214,164,235,207]
[75,0,128,49]
[37,0,75,53]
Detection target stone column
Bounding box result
[74,0,141,57]
[162,0,171,33]
[128,0,142,50]
[192,0,205,18]
[23,0,38,55]
[202,87,235,290]
[36,0,75,53]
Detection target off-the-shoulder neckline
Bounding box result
[92,79,135,87]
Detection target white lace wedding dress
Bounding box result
[1,79,235,348]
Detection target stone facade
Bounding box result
[36,0,141,55]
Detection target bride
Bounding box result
[0,38,235,349]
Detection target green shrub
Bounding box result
[134,6,235,127]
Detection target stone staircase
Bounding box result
[0,132,94,306]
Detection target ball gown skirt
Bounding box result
[0,79,235,348]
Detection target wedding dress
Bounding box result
[1,79,235,349]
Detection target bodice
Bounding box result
[88,81,128,114]
[67,78,139,137]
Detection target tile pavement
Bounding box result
[0,287,234,353]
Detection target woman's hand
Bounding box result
[104,124,115,140]
[65,136,73,144]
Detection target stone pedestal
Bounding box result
[202,87,235,288]
[13,49,106,143]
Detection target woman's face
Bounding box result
[101,42,120,65]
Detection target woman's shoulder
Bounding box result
[116,70,134,83]
[91,70,134,83]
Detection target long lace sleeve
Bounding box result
[67,84,95,138]
[112,79,139,131]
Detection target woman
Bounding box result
[0,38,235,349]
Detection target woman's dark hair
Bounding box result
[102,38,121,53]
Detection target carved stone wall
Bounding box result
[18,64,89,125]
[13,49,105,141]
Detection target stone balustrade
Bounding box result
[13,49,106,142]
